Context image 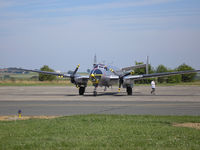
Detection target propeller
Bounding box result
[109,68,134,92]
[70,64,80,85]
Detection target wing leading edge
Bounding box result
[14,68,90,79]
[15,68,71,78]
[126,70,200,80]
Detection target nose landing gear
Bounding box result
[93,86,97,96]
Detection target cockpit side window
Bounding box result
[94,65,98,69]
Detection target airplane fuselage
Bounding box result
[89,64,120,87]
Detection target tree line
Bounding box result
[134,62,196,84]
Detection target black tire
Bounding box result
[126,87,132,95]
[93,91,97,96]
[79,87,85,95]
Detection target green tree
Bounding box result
[167,69,181,83]
[177,63,196,82]
[39,65,56,81]
[156,65,168,83]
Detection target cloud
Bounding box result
[0,0,200,70]
[0,0,60,8]
[0,0,178,9]
[42,0,178,13]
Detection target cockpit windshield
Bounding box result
[93,64,107,69]
[90,64,105,75]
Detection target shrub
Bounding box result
[39,65,56,81]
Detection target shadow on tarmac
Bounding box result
[6,93,200,97]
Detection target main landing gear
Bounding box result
[79,87,85,95]
[126,87,132,95]
[93,91,97,96]
[79,86,97,96]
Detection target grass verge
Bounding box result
[0,80,93,86]
[0,115,200,150]
[0,80,72,86]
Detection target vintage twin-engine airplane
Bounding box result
[16,60,200,96]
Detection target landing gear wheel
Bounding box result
[126,87,132,95]
[93,91,97,96]
[79,87,85,95]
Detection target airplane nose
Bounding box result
[90,73,98,83]
[90,69,103,84]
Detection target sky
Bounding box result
[0,0,200,72]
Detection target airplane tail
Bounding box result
[121,56,149,72]
[121,64,146,72]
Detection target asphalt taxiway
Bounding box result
[0,86,200,116]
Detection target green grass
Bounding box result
[0,80,93,86]
[0,115,200,150]
[0,80,71,86]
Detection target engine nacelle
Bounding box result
[74,77,88,87]
[123,78,134,88]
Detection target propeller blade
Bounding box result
[118,79,122,92]
[109,68,134,92]
[109,68,120,76]
[72,64,80,77]
[122,70,135,78]
[70,64,80,84]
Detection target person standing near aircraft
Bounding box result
[151,80,156,95]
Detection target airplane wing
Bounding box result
[14,68,71,78]
[109,75,120,79]
[125,70,200,80]
[14,67,90,87]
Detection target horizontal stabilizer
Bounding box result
[121,64,146,72]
